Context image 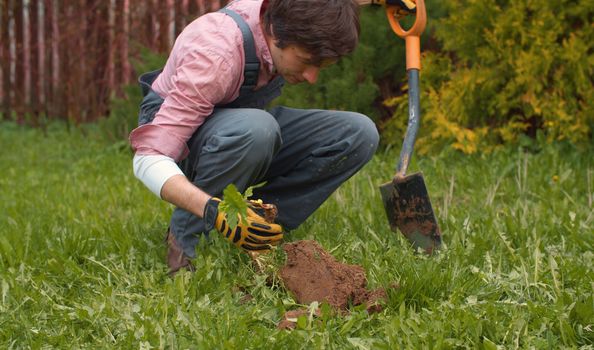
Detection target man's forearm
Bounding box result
[132,154,210,218]
[160,174,211,219]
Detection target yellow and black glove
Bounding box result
[203,198,283,251]
[372,0,416,19]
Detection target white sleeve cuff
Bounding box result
[133,154,185,198]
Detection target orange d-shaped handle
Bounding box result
[386,0,426,70]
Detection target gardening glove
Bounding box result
[372,0,416,19]
[203,197,284,251]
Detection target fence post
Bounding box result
[0,0,11,120]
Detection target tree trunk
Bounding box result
[107,0,115,94]
[193,0,206,17]
[120,0,131,87]
[181,0,189,22]
[23,0,30,112]
[29,0,40,117]
[93,0,109,119]
[13,0,24,117]
[75,0,86,121]
[157,0,174,52]
[145,0,157,51]
[37,0,44,108]
[0,0,11,119]
[60,1,72,121]
[43,0,51,117]
[210,0,221,12]
[175,0,189,37]
[50,0,59,117]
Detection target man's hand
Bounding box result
[372,0,416,19]
[203,198,283,251]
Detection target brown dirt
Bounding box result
[279,240,388,313]
[246,205,391,329]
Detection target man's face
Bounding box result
[269,43,329,85]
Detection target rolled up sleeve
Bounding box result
[129,124,190,161]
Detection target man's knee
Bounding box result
[240,109,281,158]
[214,109,281,162]
[341,112,379,163]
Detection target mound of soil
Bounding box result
[248,205,390,329]
[279,240,388,313]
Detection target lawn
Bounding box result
[0,121,592,348]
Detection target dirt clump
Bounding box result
[279,240,388,313]
[244,205,389,328]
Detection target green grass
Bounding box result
[1,121,592,348]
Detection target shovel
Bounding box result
[379,0,441,253]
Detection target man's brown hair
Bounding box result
[262,0,360,65]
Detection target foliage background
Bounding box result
[275,0,594,154]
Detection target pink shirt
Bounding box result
[129,0,275,162]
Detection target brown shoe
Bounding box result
[165,229,195,276]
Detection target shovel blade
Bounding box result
[380,172,441,253]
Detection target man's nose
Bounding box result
[302,66,320,84]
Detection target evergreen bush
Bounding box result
[386,0,593,154]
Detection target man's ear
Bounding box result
[263,23,278,47]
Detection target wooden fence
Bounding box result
[0,0,226,124]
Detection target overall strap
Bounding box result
[218,8,261,94]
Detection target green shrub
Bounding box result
[387,0,594,154]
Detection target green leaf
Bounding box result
[219,184,248,228]
[296,315,308,330]
[244,182,266,199]
[219,183,270,228]
[340,316,357,335]
[482,337,498,350]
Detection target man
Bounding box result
[129,0,381,275]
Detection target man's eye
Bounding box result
[299,57,312,65]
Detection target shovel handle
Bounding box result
[395,69,420,177]
[386,0,425,177]
[386,0,426,70]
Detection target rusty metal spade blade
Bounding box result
[379,70,441,254]
[380,0,441,253]
[380,172,441,253]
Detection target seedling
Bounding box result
[218,182,269,227]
